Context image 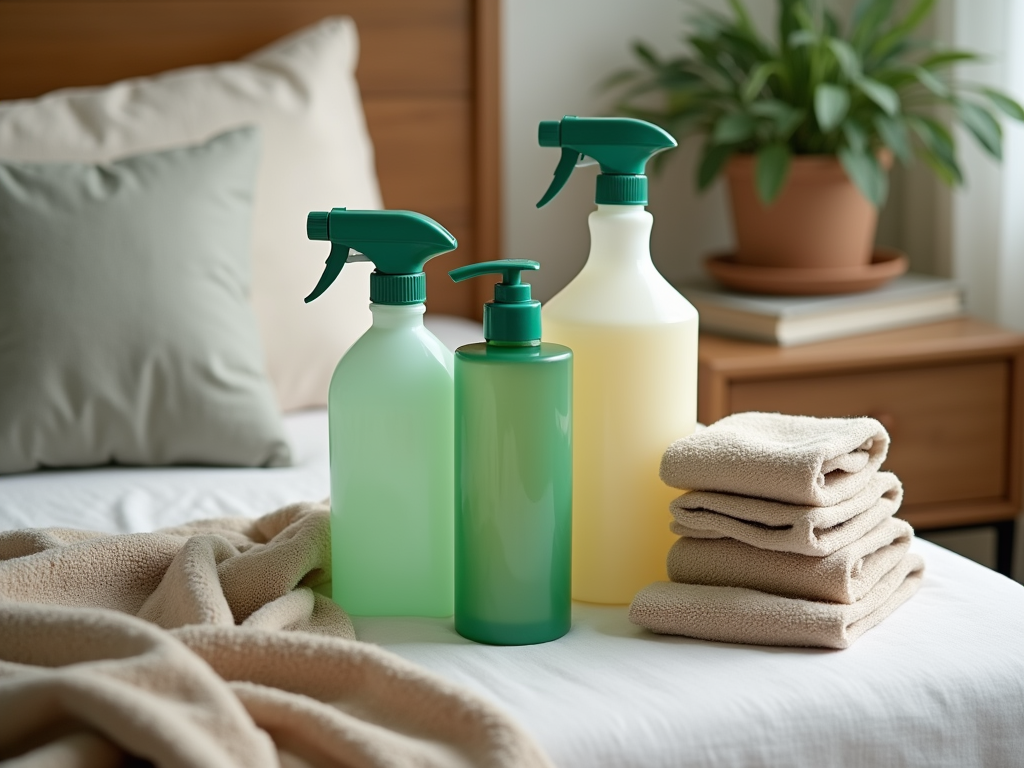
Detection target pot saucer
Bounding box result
[704,248,909,295]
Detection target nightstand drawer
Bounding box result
[728,361,1010,508]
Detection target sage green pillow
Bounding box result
[0,127,291,474]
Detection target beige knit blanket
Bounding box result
[0,502,552,768]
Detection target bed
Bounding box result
[2,2,1024,767]
[4,405,1024,767]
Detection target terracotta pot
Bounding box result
[724,153,891,270]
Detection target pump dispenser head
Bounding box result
[449,260,541,343]
[536,116,676,208]
[305,208,457,304]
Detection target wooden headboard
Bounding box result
[0,0,499,319]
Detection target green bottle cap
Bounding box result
[536,116,676,207]
[449,260,542,343]
[305,208,457,305]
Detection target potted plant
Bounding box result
[608,0,1024,289]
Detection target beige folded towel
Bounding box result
[0,502,552,768]
[669,471,903,556]
[667,516,914,604]
[660,412,890,506]
[630,552,924,649]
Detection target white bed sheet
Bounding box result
[2,314,1023,767]
[356,542,1024,768]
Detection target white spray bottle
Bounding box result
[537,116,699,605]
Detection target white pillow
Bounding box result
[0,17,380,411]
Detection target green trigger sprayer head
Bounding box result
[536,116,677,208]
[449,259,541,343]
[305,208,457,304]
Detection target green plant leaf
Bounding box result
[814,84,850,131]
[755,143,791,203]
[907,115,954,156]
[778,110,806,140]
[913,66,948,97]
[718,30,772,67]
[726,0,758,38]
[712,113,756,145]
[632,42,663,69]
[788,29,817,48]
[852,0,893,27]
[778,0,801,50]
[855,78,900,115]
[828,38,862,80]
[842,121,868,154]
[956,101,1003,159]
[748,100,805,139]
[982,88,1024,121]
[871,0,936,62]
[690,38,739,85]
[852,0,895,53]
[874,115,912,164]
[697,143,735,190]
[838,147,888,206]
[824,8,842,37]
[790,2,816,32]
[919,146,963,185]
[742,62,778,102]
[906,115,963,183]
[920,50,980,71]
[748,100,791,119]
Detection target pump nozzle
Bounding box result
[305,208,457,304]
[536,116,676,208]
[449,260,541,343]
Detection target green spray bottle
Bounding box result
[448,259,572,645]
[306,208,457,616]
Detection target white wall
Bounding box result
[501,0,775,302]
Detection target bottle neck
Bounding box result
[585,204,654,269]
[488,339,541,347]
[370,302,425,329]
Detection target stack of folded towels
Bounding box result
[628,412,925,650]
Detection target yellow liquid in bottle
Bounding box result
[544,316,698,604]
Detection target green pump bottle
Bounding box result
[306,208,457,617]
[448,260,573,645]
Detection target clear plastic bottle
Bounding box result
[305,208,458,616]
[537,117,699,605]
[449,260,572,644]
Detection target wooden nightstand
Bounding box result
[698,318,1024,575]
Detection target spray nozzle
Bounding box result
[536,116,677,208]
[449,259,541,343]
[305,208,457,305]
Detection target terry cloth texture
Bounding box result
[630,552,925,650]
[0,502,552,768]
[667,516,914,604]
[660,412,889,506]
[669,471,904,557]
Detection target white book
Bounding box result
[676,274,964,346]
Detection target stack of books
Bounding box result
[677,274,963,346]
